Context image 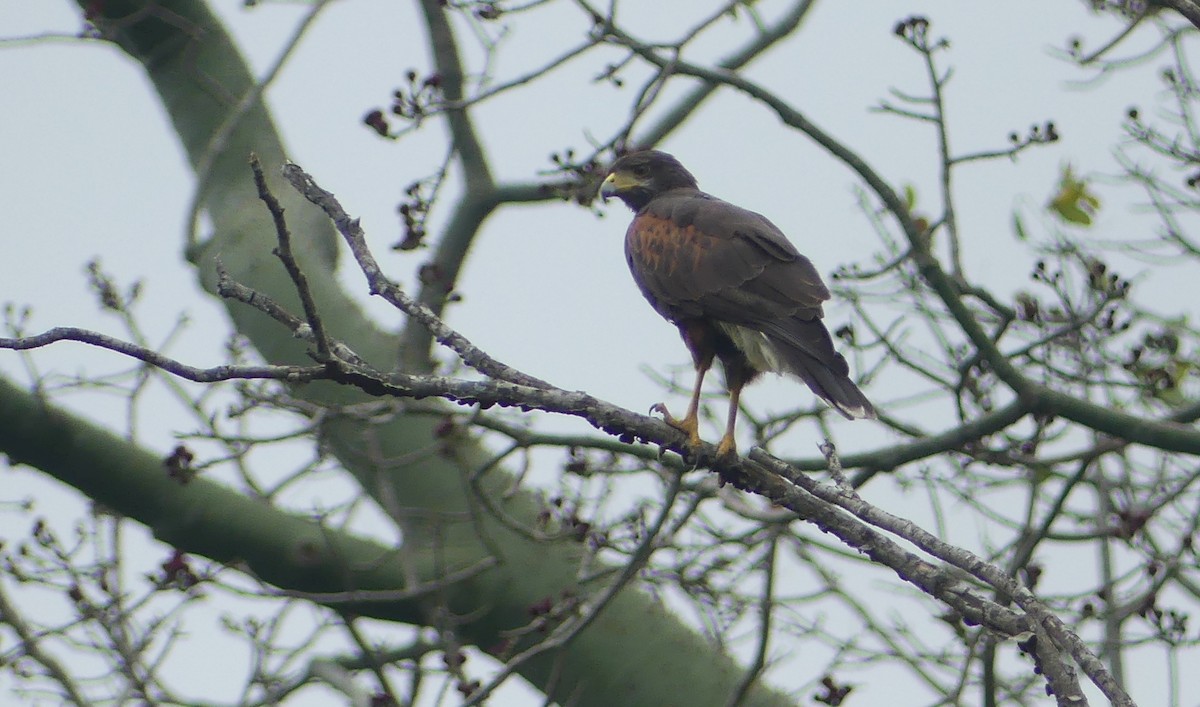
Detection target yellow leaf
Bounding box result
[1047,164,1101,226]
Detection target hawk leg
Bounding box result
[714,350,761,460]
[652,356,711,451]
[715,379,744,460]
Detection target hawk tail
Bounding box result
[763,318,876,420]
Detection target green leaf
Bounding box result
[1047,164,1101,226]
[1012,211,1028,241]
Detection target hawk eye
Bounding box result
[632,164,650,177]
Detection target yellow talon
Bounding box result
[651,402,703,450]
[715,433,738,460]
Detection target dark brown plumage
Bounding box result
[600,150,875,457]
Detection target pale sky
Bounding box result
[0,1,1191,704]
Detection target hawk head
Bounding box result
[600,150,699,211]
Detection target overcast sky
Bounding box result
[1,1,1192,705]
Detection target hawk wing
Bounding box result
[624,190,831,328]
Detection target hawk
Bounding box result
[600,150,875,458]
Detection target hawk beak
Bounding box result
[599,173,619,200]
[599,171,638,200]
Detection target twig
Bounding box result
[250,154,331,358]
[818,439,856,495]
[280,162,552,390]
[1157,0,1200,32]
[274,556,498,604]
[459,474,683,706]
[725,531,778,707]
[0,581,93,706]
[398,0,499,367]
[0,327,323,384]
[747,448,1129,706]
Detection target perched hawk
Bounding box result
[600,150,875,458]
